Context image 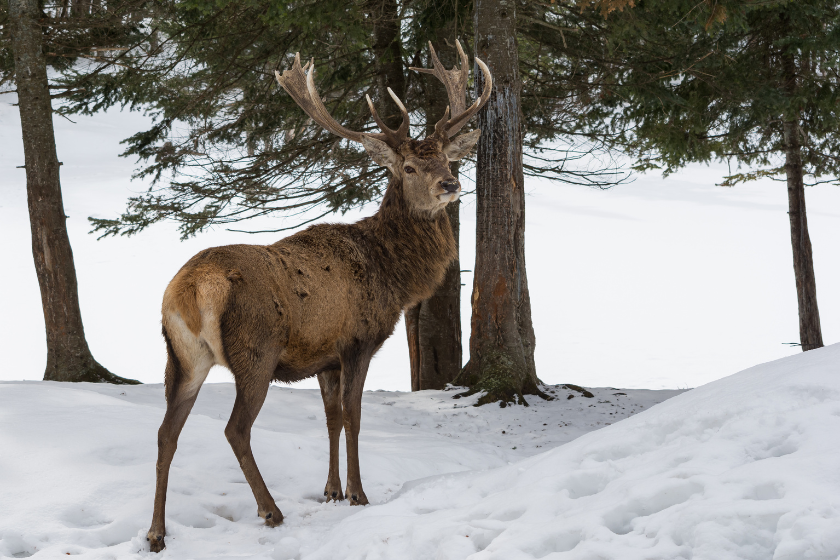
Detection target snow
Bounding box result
[2,345,840,559]
[2,96,840,389]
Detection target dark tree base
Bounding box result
[44,359,141,384]
[455,354,552,407]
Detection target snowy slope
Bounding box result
[2,345,840,559]
[305,345,840,560]
[0,380,679,559]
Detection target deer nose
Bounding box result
[440,179,460,193]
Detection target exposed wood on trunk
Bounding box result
[458,0,543,405]
[8,0,138,384]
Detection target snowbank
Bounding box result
[1,344,839,559]
[0,380,676,559]
[307,345,840,560]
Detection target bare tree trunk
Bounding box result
[369,0,405,125]
[781,43,823,352]
[783,118,823,351]
[9,0,138,384]
[457,0,542,406]
[406,30,462,391]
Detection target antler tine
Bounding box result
[441,57,492,137]
[386,87,411,143]
[410,40,492,139]
[277,53,411,147]
[365,89,411,147]
[410,41,469,118]
[276,54,371,143]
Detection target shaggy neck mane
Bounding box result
[360,176,456,305]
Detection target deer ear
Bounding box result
[443,129,481,161]
[361,135,399,171]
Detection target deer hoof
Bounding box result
[147,531,165,553]
[324,484,344,502]
[347,491,369,506]
[261,509,284,527]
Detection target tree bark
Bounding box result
[457,0,542,406]
[369,0,406,126]
[783,118,823,351]
[406,31,462,391]
[780,40,823,352]
[9,0,138,384]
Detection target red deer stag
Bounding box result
[146,41,491,552]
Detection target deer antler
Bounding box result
[275,53,410,148]
[410,40,493,139]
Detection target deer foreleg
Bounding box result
[318,369,344,502]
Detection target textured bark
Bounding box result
[457,0,541,406]
[783,119,823,351]
[406,31,462,391]
[369,0,406,126]
[9,0,138,384]
[781,46,823,352]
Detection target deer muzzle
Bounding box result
[440,179,460,193]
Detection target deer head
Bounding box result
[275,41,492,215]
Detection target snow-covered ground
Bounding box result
[2,95,840,389]
[2,345,839,559]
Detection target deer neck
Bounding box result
[367,178,456,305]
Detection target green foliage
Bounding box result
[58,0,400,239]
[548,0,840,184]
[1,0,149,94]
[516,0,632,186]
[32,0,630,239]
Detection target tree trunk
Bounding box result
[780,39,823,352]
[783,119,823,351]
[9,0,138,384]
[369,0,405,125]
[405,31,462,391]
[457,0,542,406]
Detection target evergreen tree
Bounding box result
[555,0,838,351]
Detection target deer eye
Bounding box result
[404,166,416,174]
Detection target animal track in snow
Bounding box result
[207,504,238,522]
[604,481,703,535]
[521,531,581,557]
[586,443,637,463]
[745,482,785,501]
[487,508,526,522]
[745,432,800,462]
[554,470,611,499]
[60,507,112,529]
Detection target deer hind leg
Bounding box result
[317,369,344,502]
[148,327,213,553]
[341,346,373,506]
[225,369,283,526]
